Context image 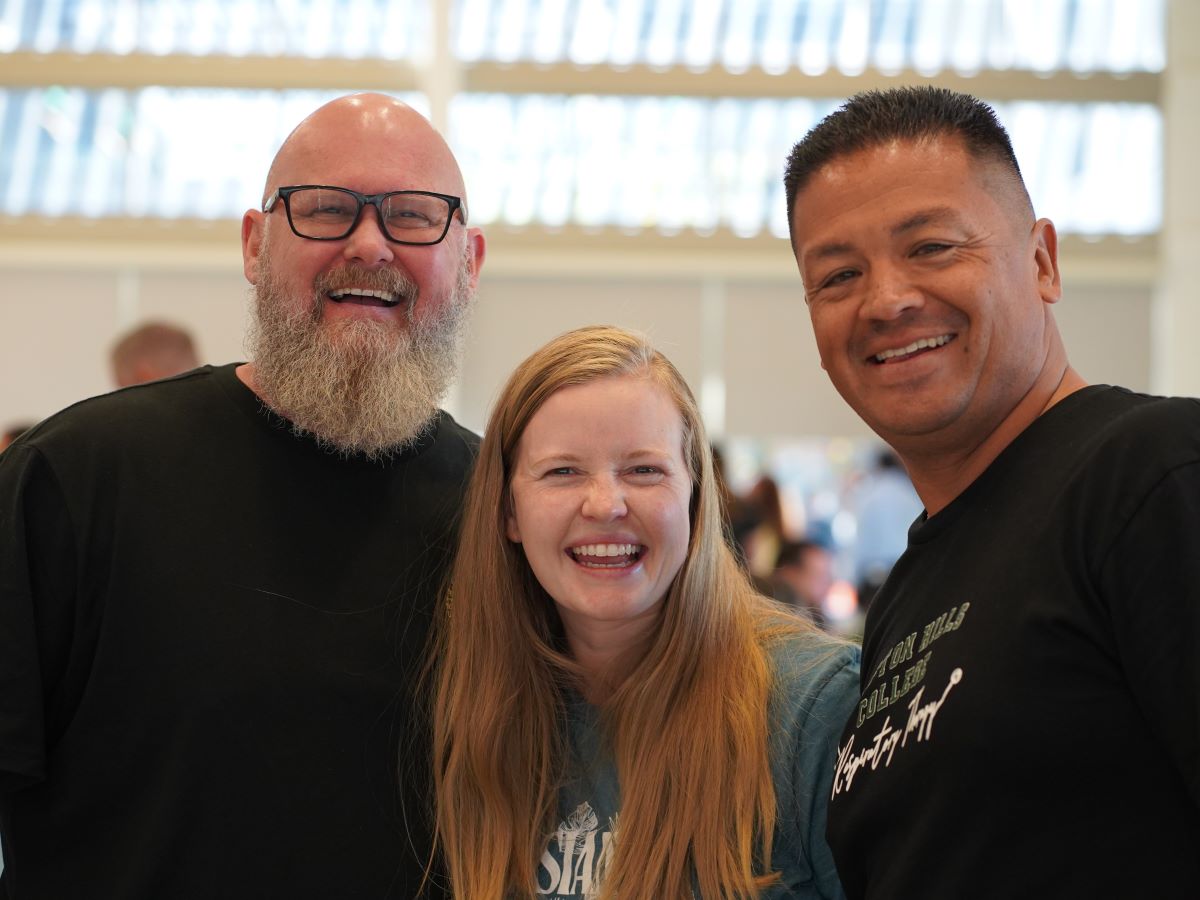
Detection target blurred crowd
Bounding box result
[717,445,922,636]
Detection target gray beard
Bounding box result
[246,247,474,460]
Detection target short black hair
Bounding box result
[784,86,1029,242]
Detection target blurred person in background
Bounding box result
[848,448,920,612]
[109,320,201,387]
[770,539,835,629]
[734,473,787,583]
[0,92,484,899]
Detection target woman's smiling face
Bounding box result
[505,373,693,653]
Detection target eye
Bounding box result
[388,210,435,225]
[545,466,577,477]
[627,464,667,482]
[305,202,354,219]
[913,241,951,256]
[816,268,858,291]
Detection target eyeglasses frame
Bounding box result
[263,184,466,246]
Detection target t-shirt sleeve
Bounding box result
[1102,459,1200,808]
[0,444,78,792]
[789,644,860,899]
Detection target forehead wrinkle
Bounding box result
[892,206,967,235]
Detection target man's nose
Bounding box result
[860,263,924,321]
[341,204,396,267]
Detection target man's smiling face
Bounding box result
[236,94,486,456]
[790,135,1061,456]
[243,97,478,339]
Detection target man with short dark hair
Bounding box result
[0,93,485,898]
[109,320,201,387]
[787,86,1200,898]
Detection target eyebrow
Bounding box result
[526,452,583,468]
[891,206,964,235]
[526,448,673,468]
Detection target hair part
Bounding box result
[784,85,1033,243]
[432,325,826,899]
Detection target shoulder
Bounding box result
[768,634,861,733]
[1004,386,1200,505]
[418,411,480,476]
[17,365,233,449]
[1060,386,1200,455]
[432,411,481,454]
[1061,387,1200,493]
[4,366,247,493]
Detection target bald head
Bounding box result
[262,93,469,217]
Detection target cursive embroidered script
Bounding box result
[832,667,963,797]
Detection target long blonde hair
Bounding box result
[432,325,822,899]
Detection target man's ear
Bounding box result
[464,226,486,291]
[242,210,266,284]
[1031,217,1062,305]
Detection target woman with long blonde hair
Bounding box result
[432,325,857,899]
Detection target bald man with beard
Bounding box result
[0,94,485,899]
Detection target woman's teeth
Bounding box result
[570,543,643,567]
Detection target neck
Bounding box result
[562,612,659,705]
[235,362,264,401]
[903,363,1087,517]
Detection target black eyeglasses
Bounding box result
[263,185,465,245]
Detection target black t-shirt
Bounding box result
[0,364,477,899]
[826,386,1200,899]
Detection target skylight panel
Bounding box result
[77,90,127,217]
[4,0,1164,72]
[798,0,838,76]
[608,0,646,66]
[3,90,44,214]
[456,0,491,61]
[724,2,759,71]
[759,0,799,74]
[532,0,569,64]
[682,0,722,71]
[834,0,872,77]
[872,0,911,74]
[493,0,530,63]
[3,0,423,57]
[1108,0,1143,73]
[646,0,685,68]
[0,82,1165,241]
[946,0,988,74]
[568,0,613,65]
[38,89,85,216]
